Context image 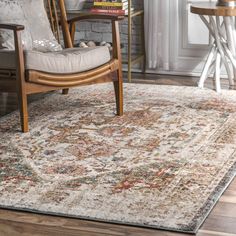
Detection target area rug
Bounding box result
[1,83,236,234]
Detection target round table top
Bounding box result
[191,2,236,16]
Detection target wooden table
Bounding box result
[191,3,236,92]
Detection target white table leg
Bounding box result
[198,14,236,92]
[222,42,236,68]
[216,16,234,87]
[230,16,236,88]
[224,17,236,53]
[207,50,217,78]
[199,45,216,88]
[224,16,236,87]
[215,52,222,93]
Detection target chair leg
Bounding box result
[17,90,29,133]
[62,89,69,95]
[113,69,123,116]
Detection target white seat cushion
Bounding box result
[0,46,111,74]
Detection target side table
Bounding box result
[191,3,236,92]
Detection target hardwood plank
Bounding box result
[0,220,119,236]
[202,215,236,234]
[227,179,236,191]
[220,191,236,204]
[0,210,189,236]
[198,230,236,236]
[209,202,236,218]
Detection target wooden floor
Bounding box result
[0,73,236,236]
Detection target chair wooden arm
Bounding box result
[0,23,26,129]
[0,23,25,74]
[0,23,25,73]
[67,14,125,25]
[67,15,123,62]
[0,23,25,31]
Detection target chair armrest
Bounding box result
[0,23,25,87]
[67,14,123,62]
[0,24,24,31]
[68,14,124,25]
[0,23,25,57]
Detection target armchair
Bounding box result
[0,0,123,133]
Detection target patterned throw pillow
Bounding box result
[0,0,62,52]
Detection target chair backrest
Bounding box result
[44,0,73,49]
[44,0,61,44]
[0,0,72,51]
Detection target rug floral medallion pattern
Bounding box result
[1,84,236,233]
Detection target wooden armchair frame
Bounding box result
[0,0,124,132]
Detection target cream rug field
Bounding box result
[0,83,236,233]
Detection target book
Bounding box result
[90,8,128,15]
[92,5,128,10]
[93,1,127,7]
[91,0,129,15]
[93,0,127,2]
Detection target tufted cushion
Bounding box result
[0,0,62,52]
[0,46,111,73]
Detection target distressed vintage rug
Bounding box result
[0,83,236,233]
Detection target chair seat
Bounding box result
[0,46,111,74]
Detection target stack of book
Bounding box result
[91,0,130,15]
